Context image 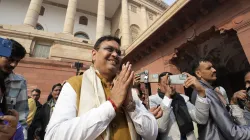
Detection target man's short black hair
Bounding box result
[159,72,173,83]
[31,88,41,95]
[9,39,26,59]
[191,58,211,77]
[94,35,121,50]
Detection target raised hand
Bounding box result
[231,90,247,104]
[110,62,134,109]
[149,106,163,119]
[123,86,136,112]
[133,74,140,87]
[183,72,206,97]
[161,73,176,98]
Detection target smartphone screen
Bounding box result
[169,74,187,85]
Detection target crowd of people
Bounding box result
[0,36,250,140]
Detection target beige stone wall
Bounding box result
[128,3,142,28]
[0,0,165,62]
[0,0,167,99]
[0,24,93,62]
[128,2,159,30]
[50,43,92,61]
[111,5,122,36]
[147,10,158,26]
[133,0,165,14]
[111,0,165,46]
[0,0,112,41]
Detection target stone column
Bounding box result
[121,0,131,49]
[96,0,105,40]
[141,5,148,31]
[63,0,78,34]
[23,0,43,27]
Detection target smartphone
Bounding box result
[169,74,187,85]
[140,74,159,83]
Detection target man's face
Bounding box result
[140,92,146,101]
[52,86,62,100]
[92,40,122,77]
[196,61,217,83]
[133,88,145,102]
[31,91,40,101]
[245,72,250,89]
[159,78,167,93]
[158,76,176,94]
[0,56,21,74]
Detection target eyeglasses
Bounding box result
[32,94,40,97]
[97,46,122,56]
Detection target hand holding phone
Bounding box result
[133,74,141,87]
[183,72,206,97]
[149,105,163,119]
[169,74,187,85]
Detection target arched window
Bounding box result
[79,16,88,25]
[114,29,120,38]
[36,23,44,31]
[40,6,45,16]
[130,24,140,42]
[74,32,89,40]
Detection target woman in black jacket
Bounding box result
[29,83,62,140]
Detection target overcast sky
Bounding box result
[164,0,176,5]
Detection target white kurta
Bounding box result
[44,83,158,140]
[149,93,210,140]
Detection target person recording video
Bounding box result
[230,71,250,125]
[132,74,151,107]
[132,73,163,119]
[149,72,209,140]
[190,58,250,140]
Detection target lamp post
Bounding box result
[74,62,83,76]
